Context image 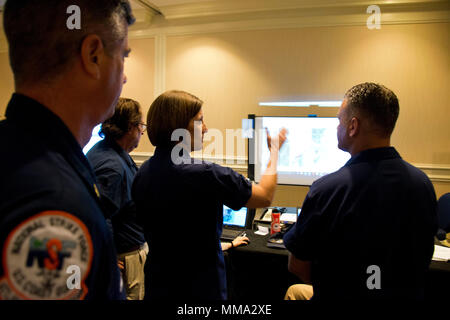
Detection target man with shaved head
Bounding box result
[284,83,437,300]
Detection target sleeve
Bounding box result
[0,210,100,300]
[283,188,323,261]
[204,163,252,210]
[95,168,123,219]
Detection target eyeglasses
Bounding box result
[138,122,147,132]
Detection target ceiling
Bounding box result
[0,0,215,9]
[1,0,449,15]
[1,0,449,29]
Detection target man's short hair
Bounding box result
[344,82,399,137]
[100,98,142,141]
[3,0,135,87]
[147,90,203,147]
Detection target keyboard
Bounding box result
[221,229,245,241]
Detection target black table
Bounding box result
[224,230,299,300]
[427,259,450,300]
[224,230,450,300]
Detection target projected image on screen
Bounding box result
[223,205,247,227]
[254,117,350,186]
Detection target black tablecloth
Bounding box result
[224,230,450,300]
[225,230,298,300]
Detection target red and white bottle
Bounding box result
[271,209,281,235]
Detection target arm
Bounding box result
[288,253,312,284]
[221,236,249,251]
[95,168,123,219]
[246,128,287,208]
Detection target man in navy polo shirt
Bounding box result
[284,83,437,300]
[0,0,134,299]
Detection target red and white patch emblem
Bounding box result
[0,211,93,300]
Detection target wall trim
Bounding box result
[1,2,449,53]
[130,152,248,173]
[157,0,450,22]
[414,163,450,183]
[128,0,450,40]
[153,34,166,96]
[130,152,450,183]
[129,12,450,40]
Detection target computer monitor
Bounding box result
[223,205,248,228]
[249,115,351,186]
[83,124,103,155]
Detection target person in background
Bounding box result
[0,0,134,300]
[87,98,148,300]
[132,90,287,300]
[283,82,437,300]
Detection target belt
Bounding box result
[125,245,142,253]
[117,243,145,256]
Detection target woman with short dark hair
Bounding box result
[132,90,287,300]
[146,90,202,148]
[101,97,144,145]
[87,97,148,300]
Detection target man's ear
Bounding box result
[348,116,360,138]
[80,34,104,80]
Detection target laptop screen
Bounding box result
[223,205,247,227]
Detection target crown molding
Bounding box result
[129,0,450,39]
[1,1,449,50]
[133,0,162,16]
[0,6,159,53]
[157,0,450,21]
[129,8,159,30]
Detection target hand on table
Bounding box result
[232,236,250,248]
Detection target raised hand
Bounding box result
[266,127,288,151]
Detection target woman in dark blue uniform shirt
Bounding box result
[132,90,287,300]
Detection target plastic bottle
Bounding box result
[271,208,281,235]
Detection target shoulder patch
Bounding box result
[0,211,93,300]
